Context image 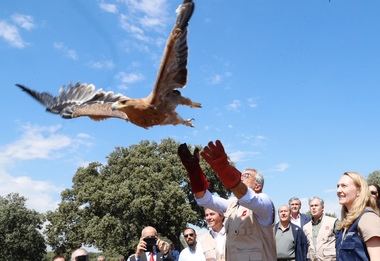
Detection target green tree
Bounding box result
[45,138,229,257]
[367,170,380,186]
[0,193,46,261]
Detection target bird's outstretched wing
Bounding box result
[148,0,194,106]
[16,83,129,121]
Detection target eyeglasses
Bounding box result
[370,191,378,196]
[241,172,252,179]
[184,233,194,238]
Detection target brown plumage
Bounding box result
[16,0,200,129]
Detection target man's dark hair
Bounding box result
[52,255,65,261]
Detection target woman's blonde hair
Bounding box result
[338,171,379,230]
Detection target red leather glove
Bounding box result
[200,140,241,189]
[178,143,209,193]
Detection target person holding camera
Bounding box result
[127,226,173,261]
[70,248,89,261]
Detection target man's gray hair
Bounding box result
[288,197,301,205]
[256,172,264,187]
[308,196,324,207]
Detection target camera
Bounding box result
[75,256,88,261]
[144,237,157,252]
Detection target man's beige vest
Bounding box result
[303,215,337,261]
[223,200,277,261]
[199,232,225,261]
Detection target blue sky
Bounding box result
[1,0,379,218]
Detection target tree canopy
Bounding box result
[0,193,46,261]
[45,138,229,257]
[367,170,380,186]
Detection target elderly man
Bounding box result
[71,248,88,261]
[303,197,337,261]
[275,205,308,261]
[178,140,276,260]
[127,226,173,261]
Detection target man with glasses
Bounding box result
[369,183,380,209]
[178,140,276,261]
[179,228,205,261]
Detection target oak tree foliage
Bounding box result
[45,138,229,256]
[0,193,46,261]
[367,170,380,186]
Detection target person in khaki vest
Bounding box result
[303,196,337,261]
[178,140,276,261]
[198,208,226,261]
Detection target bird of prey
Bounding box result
[16,0,200,129]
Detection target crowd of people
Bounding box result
[176,140,380,260]
[52,140,380,261]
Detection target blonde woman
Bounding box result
[336,172,380,260]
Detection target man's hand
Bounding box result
[201,140,241,189]
[135,238,147,257]
[157,238,170,255]
[178,143,209,193]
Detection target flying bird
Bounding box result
[16,0,200,129]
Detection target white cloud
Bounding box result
[0,124,93,212]
[210,74,222,85]
[119,14,149,42]
[99,2,118,14]
[229,150,260,163]
[0,171,61,212]
[0,124,73,161]
[11,14,35,31]
[227,99,241,111]
[272,163,290,172]
[126,0,167,24]
[53,42,78,60]
[116,71,144,88]
[0,20,26,48]
[88,59,115,70]
[115,0,169,44]
[247,97,258,108]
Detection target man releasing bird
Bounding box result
[16,0,200,129]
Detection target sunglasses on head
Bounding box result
[184,233,194,238]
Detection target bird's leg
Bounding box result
[176,95,201,108]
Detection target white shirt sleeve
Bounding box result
[195,190,231,213]
[238,188,274,226]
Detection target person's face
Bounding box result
[54,258,65,261]
[183,229,196,246]
[369,185,379,200]
[205,209,223,230]
[289,200,301,215]
[97,257,106,261]
[337,175,359,210]
[278,206,290,223]
[241,170,259,192]
[309,199,323,219]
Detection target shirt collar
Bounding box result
[210,226,226,238]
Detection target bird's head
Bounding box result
[111,97,135,110]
